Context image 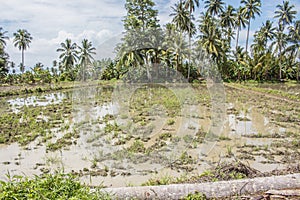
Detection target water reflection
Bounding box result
[7,92,67,113]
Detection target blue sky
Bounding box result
[1,0,300,70]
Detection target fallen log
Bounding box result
[265,189,300,197]
[101,173,300,199]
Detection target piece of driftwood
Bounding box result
[101,173,300,199]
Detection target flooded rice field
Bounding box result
[0,83,299,187]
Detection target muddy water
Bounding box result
[0,84,298,187]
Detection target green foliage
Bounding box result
[127,140,146,153]
[159,132,172,140]
[142,174,173,186]
[183,192,207,200]
[167,118,175,125]
[123,0,160,32]
[0,28,9,80]
[101,59,120,80]
[0,173,111,200]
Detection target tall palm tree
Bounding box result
[220,5,236,29]
[0,27,9,77]
[13,29,33,69]
[235,7,248,50]
[184,0,199,80]
[260,20,276,46]
[78,39,96,67]
[56,39,78,72]
[204,0,225,17]
[273,1,296,79]
[251,31,265,55]
[287,20,300,81]
[78,39,96,81]
[252,20,276,54]
[170,1,194,78]
[170,0,191,33]
[0,27,9,48]
[184,0,200,13]
[233,46,247,80]
[241,0,261,54]
[271,26,288,79]
[274,1,297,31]
[220,5,236,46]
[168,32,189,74]
[198,14,223,61]
[288,20,300,40]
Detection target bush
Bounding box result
[0,173,111,200]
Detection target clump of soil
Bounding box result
[214,161,262,180]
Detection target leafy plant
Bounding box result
[0,173,111,199]
[183,192,207,200]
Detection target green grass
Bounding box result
[0,173,111,200]
[229,82,300,101]
[167,118,175,125]
[127,140,146,153]
[183,192,207,200]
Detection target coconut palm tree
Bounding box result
[273,1,296,79]
[56,39,78,73]
[260,20,276,46]
[204,0,225,17]
[233,46,247,76]
[78,39,96,66]
[252,20,276,53]
[0,27,9,77]
[286,20,300,81]
[13,29,33,70]
[170,1,194,78]
[288,20,300,40]
[78,39,96,81]
[198,14,223,61]
[241,0,261,54]
[274,1,297,31]
[220,5,236,45]
[185,0,200,13]
[168,32,189,74]
[0,27,9,47]
[184,0,200,80]
[235,7,248,50]
[271,26,288,79]
[170,0,191,33]
[221,5,236,29]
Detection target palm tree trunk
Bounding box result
[145,57,152,82]
[187,7,192,81]
[235,27,240,51]
[22,48,24,70]
[297,62,299,82]
[279,45,282,80]
[245,19,251,54]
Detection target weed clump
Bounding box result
[0,173,111,199]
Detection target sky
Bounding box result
[1,0,300,71]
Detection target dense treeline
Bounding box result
[0,0,299,84]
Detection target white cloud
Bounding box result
[1,0,126,68]
[6,29,118,68]
[237,29,256,48]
